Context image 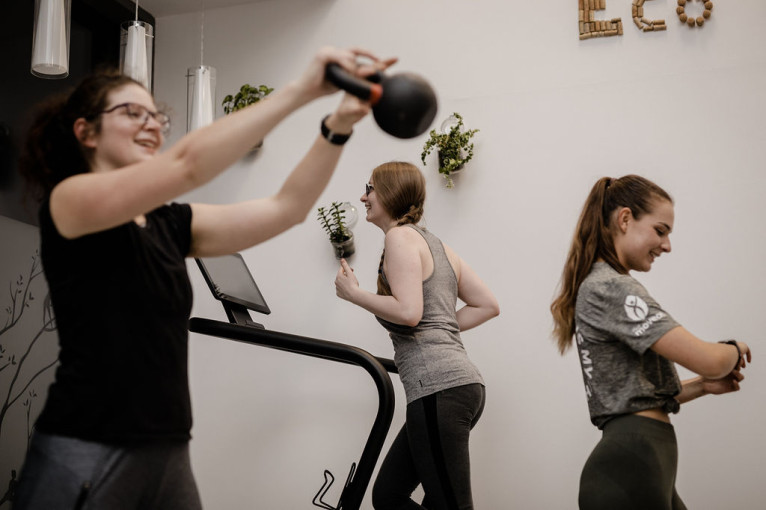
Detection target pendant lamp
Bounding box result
[120,1,153,89]
[187,9,216,132]
[31,0,71,79]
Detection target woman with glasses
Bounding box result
[550,175,752,510]
[14,46,395,510]
[334,162,499,510]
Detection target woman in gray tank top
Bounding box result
[335,161,499,510]
[550,175,752,510]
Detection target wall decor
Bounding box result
[221,84,274,149]
[632,0,666,32]
[677,0,712,27]
[421,113,479,189]
[317,202,357,259]
[579,0,624,40]
[580,0,689,39]
[221,84,274,115]
[0,250,58,506]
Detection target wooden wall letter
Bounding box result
[633,0,666,32]
[579,0,623,40]
[677,0,713,28]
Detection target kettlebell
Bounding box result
[325,64,438,139]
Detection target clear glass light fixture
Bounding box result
[186,10,215,132]
[31,0,71,79]
[187,65,216,132]
[120,2,153,90]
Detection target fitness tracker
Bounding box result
[719,340,742,372]
[321,115,352,145]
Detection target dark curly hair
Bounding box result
[19,70,142,202]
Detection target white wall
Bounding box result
[153,1,766,508]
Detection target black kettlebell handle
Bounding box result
[325,64,383,104]
[325,63,438,139]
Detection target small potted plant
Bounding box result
[317,202,355,259]
[420,112,479,188]
[222,83,274,150]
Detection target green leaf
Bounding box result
[222,83,274,114]
[420,112,478,180]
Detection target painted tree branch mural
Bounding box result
[0,250,57,506]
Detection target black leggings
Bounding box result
[13,432,201,510]
[579,414,687,510]
[372,383,485,510]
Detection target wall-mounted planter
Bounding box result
[331,232,355,259]
[317,201,357,259]
[221,83,274,152]
[421,113,479,188]
[437,150,465,174]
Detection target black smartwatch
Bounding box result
[321,115,352,145]
[718,340,742,372]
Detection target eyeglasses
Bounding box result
[96,103,171,135]
[365,183,374,196]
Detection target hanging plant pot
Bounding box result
[421,112,479,189]
[318,201,356,258]
[437,150,465,173]
[331,233,355,259]
[438,150,465,188]
[222,83,274,154]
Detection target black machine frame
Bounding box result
[190,255,397,510]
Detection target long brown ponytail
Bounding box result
[550,175,673,354]
[371,162,426,296]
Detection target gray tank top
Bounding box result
[376,225,484,404]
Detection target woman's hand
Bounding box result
[735,341,752,370]
[702,370,745,395]
[335,258,359,303]
[318,50,398,134]
[324,92,372,135]
[294,46,397,103]
[677,370,747,404]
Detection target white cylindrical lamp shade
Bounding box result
[120,21,154,90]
[187,66,216,132]
[31,0,71,79]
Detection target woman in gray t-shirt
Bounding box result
[335,161,499,510]
[551,175,752,510]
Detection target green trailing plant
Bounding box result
[317,202,352,244]
[420,112,479,188]
[221,84,274,114]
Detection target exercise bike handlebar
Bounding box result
[188,317,397,510]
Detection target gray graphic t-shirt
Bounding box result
[575,262,681,429]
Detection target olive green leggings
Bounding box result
[579,414,687,510]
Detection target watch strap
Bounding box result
[321,115,352,145]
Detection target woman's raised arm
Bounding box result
[50,47,392,240]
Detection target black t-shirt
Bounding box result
[35,200,194,444]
